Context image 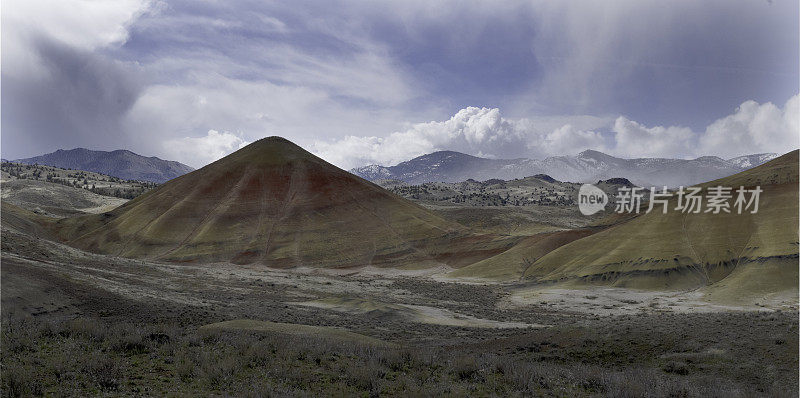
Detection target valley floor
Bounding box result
[1,226,797,397]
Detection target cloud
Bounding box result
[610,94,799,159]
[314,95,799,169]
[163,130,249,167]
[1,37,144,157]
[313,107,529,168]
[699,94,799,158]
[611,117,695,158]
[78,1,426,163]
[1,0,150,77]
[1,0,150,159]
[312,107,612,169]
[543,124,608,156]
[121,71,415,162]
[1,0,424,162]
[522,0,798,128]
[1,0,795,169]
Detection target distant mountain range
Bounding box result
[350,150,780,187]
[14,148,194,183]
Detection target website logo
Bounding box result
[578,184,608,215]
[576,184,762,216]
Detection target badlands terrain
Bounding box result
[1,137,797,396]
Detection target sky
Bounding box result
[2,0,798,169]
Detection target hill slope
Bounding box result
[51,137,513,268]
[1,179,127,217]
[15,148,194,183]
[351,150,779,187]
[454,151,797,294]
[495,151,797,302]
[2,161,156,199]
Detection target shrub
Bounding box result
[451,356,479,381]
[1,364,43,397]
[84,351,122,391]
[198,349,240,389]
[174,347,195,382]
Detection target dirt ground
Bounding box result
[2,224,798,396]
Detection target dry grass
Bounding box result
[2,312,795,397]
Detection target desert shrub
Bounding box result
[83,351,123,391]
[1,315,41,354]
[66,318,108,342]
[572,364,607,392]
[174,346,195,382]
[1,364,43,397]
[107,323,148,354]
[1,313,794,397]
[663,360,691,375]
[344,362,382,392]
[47,348,76,386]
[198,348,241,389]
[240,378,296,398]
[451,355,480,381]
[379,348,414,372]
[244,340,277,368]
[499,360,553,392]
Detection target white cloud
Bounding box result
[312,95,799,169]
[609,94,799,159]
[611,117,695,158]
[699,94,799,158]
[164,130,249,167]
[312,107,611,169]
[123,72,413,164]
[543,124,608,156]
[313,107,527,169]
[2,0,150,78]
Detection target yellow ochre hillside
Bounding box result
[456,151,798,301]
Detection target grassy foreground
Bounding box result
[2,312,796,397]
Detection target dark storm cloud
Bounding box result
[2,37,144,158]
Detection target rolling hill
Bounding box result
[456,151,798,302]
[1,179,127,218]
[2,161,156,199]
[351,150,779,187]
[50,137,515,268]
[15,148,194,183]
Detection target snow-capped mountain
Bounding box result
[726,153,779,169]
[350,150,782,187]
[351,164,395,181]
[362,151,526,184]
